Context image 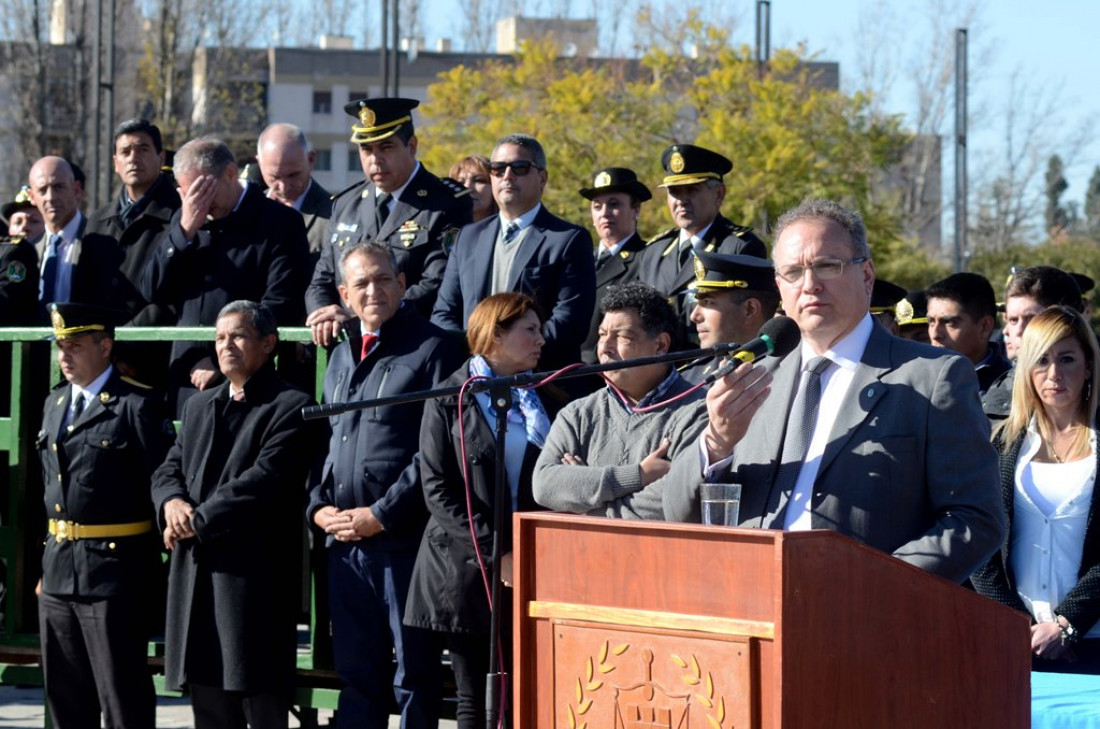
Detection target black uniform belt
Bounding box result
[48,519,153,542]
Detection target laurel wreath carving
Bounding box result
[568,639,630,729]
[672,653,728,729]
[567,643,730,729]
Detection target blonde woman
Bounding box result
[972,305,1100,672]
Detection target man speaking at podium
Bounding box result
[663,199,1004,583]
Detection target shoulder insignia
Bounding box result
[120,376,154,390]
[440,177,471,198]
[6,260,26,282]
[646,228,677,246]
[331,180,366,201]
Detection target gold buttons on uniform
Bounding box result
[108,542,116,550]
[54,504,61,513]
[101,440,109,447]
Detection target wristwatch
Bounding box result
[1056,614,1080,646]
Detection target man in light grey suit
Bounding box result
[663,198,1004,583]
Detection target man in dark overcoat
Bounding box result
[37,302,175,729]
[140,136,310,414]
[152,300,324,729]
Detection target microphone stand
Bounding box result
[301,342,739,729]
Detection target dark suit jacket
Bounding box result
[306,166,470,317]
[37,369,174,598]
[664,321,1005,583]
[431,206,596,369]
[299,178,332,266]
[38,212,127,320]
[140,184,310,393]
[971,422,1100,634]
[86,173,181,326]
[581,232,647,365]
[403,362,544,634]
[151,364,324,692]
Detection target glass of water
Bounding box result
[701,483,741,527]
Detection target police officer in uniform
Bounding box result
[305,97,472,347]
[579,167,651,365]
[2,185,45,245]
[869,277,908,336]
[679,251,778,385]
[0,187,42,323]
[36,302,175,729]
[635,143,767,344]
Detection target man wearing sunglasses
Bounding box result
[635,144,767,344]
[432,133,596,372]
[306,97,472,347]
[663,198,1004,585]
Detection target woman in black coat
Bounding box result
[405,292,551,728]
[972,306,1100,673]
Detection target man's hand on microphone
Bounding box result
[703,361,772,462]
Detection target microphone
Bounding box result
[704,316,801,384]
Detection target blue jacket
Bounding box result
[307,304,462,548]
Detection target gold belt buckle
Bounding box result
[55,519,68,543]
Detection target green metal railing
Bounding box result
[0,327,340,711]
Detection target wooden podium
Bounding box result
[513,513,1030,729]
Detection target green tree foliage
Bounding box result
[417,25,916,268]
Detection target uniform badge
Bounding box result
[99,392,110,402]
[620,250,631,259]
[896,298,914,325]
[7,261,26,282]
[358,106,376,127]
[594,171,611,188]
[417,189,427,197]
[336,222,359,232]
[693,256,706,280]
[442,227,459,254]
[670,152,685,173]
[50,308,65,330]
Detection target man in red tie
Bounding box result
[307,241,462,728]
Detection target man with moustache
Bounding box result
[635,144,767,341]
[255,123,332,268]
[432,133,596,371]
[663,198,1004,584]
[305,98,471,347]
[578,168,652,365]
[532,282,706,519]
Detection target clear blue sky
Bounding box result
[416,0,1098,217]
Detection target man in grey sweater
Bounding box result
[532,281,706,519]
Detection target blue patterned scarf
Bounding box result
[469,355,551,447]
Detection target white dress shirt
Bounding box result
[783,314,875,530]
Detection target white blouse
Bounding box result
[1010,421,1098,638]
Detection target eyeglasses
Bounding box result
[775,257,868,283]
[488,160,542,177]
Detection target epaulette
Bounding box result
[646,228,677,246]
[120,375,154,390]
[439,177,471,198]
[331,179,366,202]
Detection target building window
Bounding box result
[313,91,332,115]
[348,149,361,172]
[315,149,332,171]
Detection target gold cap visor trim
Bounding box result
[349,115,412,144]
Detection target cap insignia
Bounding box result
[895,298,914,324]
[594,171,611,187]
[358,106,376,127]
[670,152,685,173]
[50,308,65,331]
